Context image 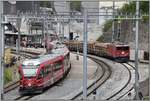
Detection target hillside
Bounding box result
[98,1,149,51]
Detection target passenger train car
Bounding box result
[18,42,70,94]
[64,41,130,62]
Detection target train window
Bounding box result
[22,64,39,77]
[22,64,39,69]
[23,68,38,77]
[44,64,52,76]
[54,61,62,71]
[116,47,129,50]
[38,69,44,79]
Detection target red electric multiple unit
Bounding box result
[18,44,70,94]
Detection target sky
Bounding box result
[100,2,127,8]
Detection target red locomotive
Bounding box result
[94,42,130,62]
[18,44,70,94]
[65,41,130,62]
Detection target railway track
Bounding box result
[70,53,136,100]
[103,62,135,100]
[4,50,39,94]
[115,63,136,100]
[14,95,35,100]
[71,54,112,100]
[4,81,19,93]
[67,52,137,100]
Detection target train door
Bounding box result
[51,64,54,84]
[37,67,45,87]
[64,53,69,73]
[53,60,63,82]
[107,45,115,57]
[43,64,52,87]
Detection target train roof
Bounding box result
[115,44,129,47]
[111,42,129,47]
[52,44,69,56]
[22,53,63,66]
[95,42,110,48]
[94,42,129,48]
[22,44,69,66]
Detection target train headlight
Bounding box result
[121,51,125,54]
[28,83,31,87]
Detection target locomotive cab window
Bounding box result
[116,47,129,50]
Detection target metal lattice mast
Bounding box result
[148,1,150,99]
[17,11,21,55]
[0,1,4,100]
[112,1,115,42]
[83,9,88,99]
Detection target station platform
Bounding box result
[69,53,99,80]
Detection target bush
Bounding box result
[70,1,82,12]
[97,35,105,42]
[4,69,12,84]
[102,20,112,32]
[143,96,149,100]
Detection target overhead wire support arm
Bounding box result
[4,0,149,2]
[5,14,142,20]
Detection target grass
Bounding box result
[143,96,149,100]
[4,68,12,84]
[4,64,19,85]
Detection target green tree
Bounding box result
[40,1,52,8]
[120,1,149,15]
[102,20,112,32]
[70,1,82,12]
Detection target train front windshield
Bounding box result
[116,46,129,51]
[22,65,39,77]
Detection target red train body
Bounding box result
[18,44,70,94]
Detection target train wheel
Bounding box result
[37,88,44,94]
